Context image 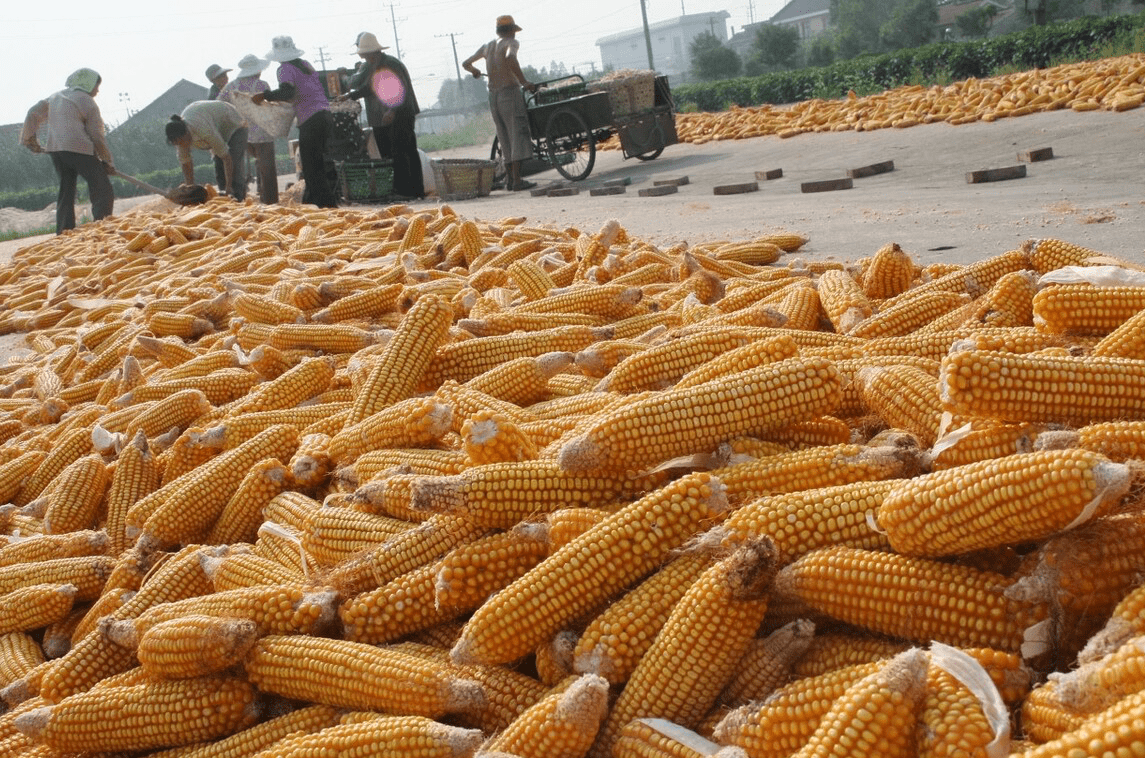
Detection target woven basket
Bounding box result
[338,159,395,203]
[432,159,497,201]
[229,91,296,139]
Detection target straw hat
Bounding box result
[65,68,101,94]
[236,55,270,78]
[204,64,231,82]
[267,35,305,62]
[496,15,522,32]
[355,32,388,54]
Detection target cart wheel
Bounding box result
[634,145,665,161]
[630,118,667,161]
[545,108,595,181]
[489,138,507,189]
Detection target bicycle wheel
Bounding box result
[544,108,595,181]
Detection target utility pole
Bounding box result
[389,4,403,59]
[747,0,755,25]
[436,32,465,94]
[640,0,655,70]
[314,46,330,72]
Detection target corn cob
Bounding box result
[433,523,549,612]
[591,541,778,757]
[1032,282,1145,336]
[451,472,730,667]
[613,718,733,758]
[41,455,108,535]
[139,704,342,758]
[244,634,485,717]
[205,458,290,545]
[134,615,260,680]
[267,323,380,353]
[940,347,1145,425]
[484,673,611,758]
[0,584,77,635]
[118,368,260,407]
[560,357,842,473]
[298,505,411,567]
[14,428,90,506]
[422,325,610,387]
[348,295,452,425]
[328,396,452,463]
[14,675,258,753]
[227,356,335,415]
[249,715,482,758]
[774,546,1045,652]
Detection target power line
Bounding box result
[435,32,465,92]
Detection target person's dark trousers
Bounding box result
[213,156,226,191]
[375,113,424,199]
[298,111,337,208]
[249,141,279,204]
[50,151,114,234]
[226,127,249,201]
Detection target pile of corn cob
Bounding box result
[0,195,1144,757]
[603,52,1145,147]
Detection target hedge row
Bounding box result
[674,12,1145,112]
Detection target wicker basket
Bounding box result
[432,159,497,201]
[588,71,656,117]
[229,91,296,139]
[338,159,395,203]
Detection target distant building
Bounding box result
[596,11,731,83]
[938,0,1015,40]
[769,0,831,40]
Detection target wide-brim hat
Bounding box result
[236,54,270,78]
[496,14,522,32]
[205,64,231,81]
[355,31,388,54]
[267,35,305,62]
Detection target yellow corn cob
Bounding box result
[0,584,77,635]
[1018,688,1145,758]
[573,220,621,280]
[560,357,842,473]
[461,410,538,465]
[545,507,613,551]
[756,416,852,450]
[157,426,221,487]
[0,530,108,569]
[202,402,350,449]
[132,334,199,368]
[918,644,1011,758]
[484,673,610,758]
[103,584,338,648]
[204,458,290,545]
[135,615,260,680]
[1033,283,1145,336]
[244,634,485,717]
[792,633,911,679]
[860,242,916,299]
[775,546,1045,652]
[410,460,663,530]
[139,424,300,550]
[232,292,305,325]
[120,389,211,441]
[119,368,261,407]
[597,332,752,393]
[850,291,972,339]
[1090,302,1145,359]
[310,283,403,324]
[41,455,108,535]
[463,352,572,406]
[673,335,800,390]
[298,505,411,567]
[267,323,380,353]
[451,472,731,667]
[329,396,452,463]
[939,347,1145,425]
[573,551,712,685]
[788,648,928,758]
[436,380,536,433]
[421,325,610,388]
[340,560,459,644]
[1024,237,1102,274]
[507,258,556,301]
[14,675,258,753]
[14,428,90,507]
[881,448,1128,558]
[0,556,114,603]
[351,448,469,481]
[433,523,549,612]
[816,269,873,333]
[200,546,301,591]
[289,433,332,490]
[613,718,731,758]
[227,356,335,415]
[706,480,895,563]
[0,451,47,507]
[148,311,214,339]
[0,633,44,690]
[591,541,779,757]
[139,704,342,758]
[856,364,954,447]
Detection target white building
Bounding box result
[596,11,731,82]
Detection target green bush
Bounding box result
[0,163,217,212]
[674,11,1145,111]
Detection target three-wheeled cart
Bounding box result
[489,73,677,184]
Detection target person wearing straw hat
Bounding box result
[339,32,423,199]
[205,63,233,190]
[20,68,116,234]
[220,55,278,203]
[253,35,338,208]
[462,14,539,192]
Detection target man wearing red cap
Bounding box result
[463,14,538,191]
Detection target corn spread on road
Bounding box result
[1,153,1145,758]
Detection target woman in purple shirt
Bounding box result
[255,35,337,207]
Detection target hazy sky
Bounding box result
[2,0,790,127]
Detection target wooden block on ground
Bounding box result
[1018,147,1054,162]
[530,185,558,197]
[966,165,1027,184]
[654,176,690,187]
[801,178,853,193]
[602,177,632,187]
[755,168,783,180]
[589,185,627,196]
[713,181,759,195]
[847,160,895,179]
[547,187,580,197]
[638,185,679,197]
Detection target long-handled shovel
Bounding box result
[113,170,210,206]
